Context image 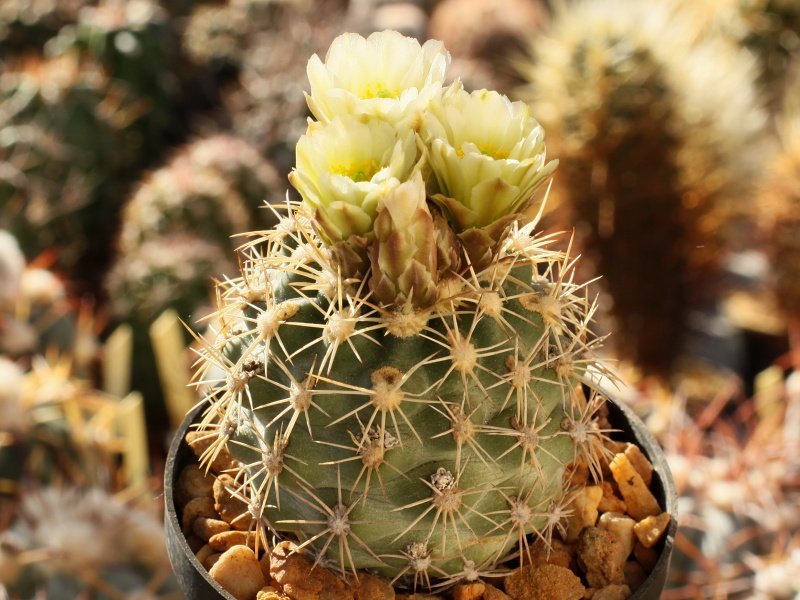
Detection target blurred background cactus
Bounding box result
[520,0,767,381]
[107,133,281,324]
[760,83,800,362]
[0,52,154,275]
[105,133,282,434]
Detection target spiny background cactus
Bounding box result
[0,486,177,599]
[668,0,800,110]
[107,133,281,323]
[519,0,767,378]
[47,0,179,148]
[193,30,619,589]
[760,87,800,330]
[0,0,87,55]
[106,134,281,434]
[0,50,158,276]
[0,231,96,365]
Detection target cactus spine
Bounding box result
[193,31,615,589]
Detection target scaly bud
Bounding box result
[370,172,438,308]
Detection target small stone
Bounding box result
[209,545,266,600]
[454,582,485,600]
[576,527,627,588]
[523,538,573,569]
[633,512,671,548]
[354,573,395,599]
[484,585,511,600]
[257,586,289,600]
[504,564,585,600]
[564,486,603,541]
[176,465,215,508]
[193,517,231,541]
[597,482,627,514]
[186,430,240,474]
[623,561,647,590]
[609,455,660,521]
[269,541,354,600]
[182,496,217,534]
[632,543,658,572]
[209,530,259,552]
[204,552,223,570]
[592,584,631,600]
[597,512,636,558]
[624,444,654,487]
[214,474,255,531]
[196,543,215,565]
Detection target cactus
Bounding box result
[0,353,121,493]
[667,0,800,109]
[192,31,618,590]
[108,134,281,323]
[761,88,800,326]
[0,51,156,273]
[0,232,93,363]
[0,486,177,598]
[47,0,178,151]
[519,0,766,377]
[0,0,87,55]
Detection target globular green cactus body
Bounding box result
[196,30,610,590]
[200,214,604,586]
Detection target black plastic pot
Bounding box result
[165,395,677,600]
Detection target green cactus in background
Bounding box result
[106,134,280,431]
[520,0,766,377]
[47,0,179,151]
[193,31,616,589]
[0,0,87,55]
[761,90,800,324]
[0,51,156,272]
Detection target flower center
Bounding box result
[331,159,380,182]
[361,82,399,99]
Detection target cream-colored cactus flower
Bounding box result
[305,30,450,126]
[423,84,557,231]
[289,115,418,243]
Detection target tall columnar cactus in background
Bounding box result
[520,0,766,377]
[107,134,281,323]
[194,30,616,589]
[761,93,800,328]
